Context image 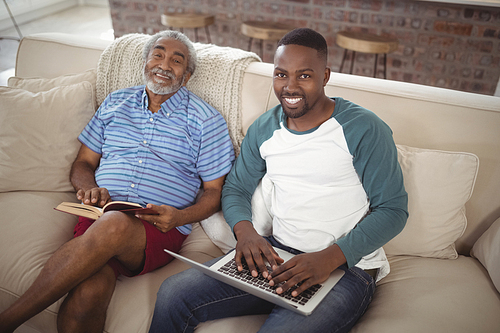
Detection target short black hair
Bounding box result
[277,28,328,62]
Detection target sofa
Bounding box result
[1,32,499,333]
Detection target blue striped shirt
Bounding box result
[79,86,235,235]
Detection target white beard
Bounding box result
[143,66,186,95]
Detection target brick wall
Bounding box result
[109,0,500,95]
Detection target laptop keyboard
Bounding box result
[217,258,321,306]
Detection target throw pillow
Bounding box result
[8,69,97,110]
[8,69,96,93]
[200,176,274,254]
[384,145,479,259]
[0,83,95,192]
[471,217,500,293]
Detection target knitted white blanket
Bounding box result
[96,33,261,155]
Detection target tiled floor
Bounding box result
[0,5,113,86]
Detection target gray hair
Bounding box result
[142,30,197,74]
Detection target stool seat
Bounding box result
[336,31,398,54]
[161,13,215,29]
[161,13,215,43]
[241,21,293,41]
[336,31,399,79]
[241,21,294,59]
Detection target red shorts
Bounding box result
[74,216,188,278]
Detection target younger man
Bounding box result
[148,28,408,333]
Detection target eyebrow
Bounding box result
[274,66,314,73]
[153,45,186,60]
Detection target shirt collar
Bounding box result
[141,86,188,116]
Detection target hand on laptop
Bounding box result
[233,220,284,279]
[269,244,347,297]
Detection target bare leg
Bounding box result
[0,211,147,333]
[57,264,116,333]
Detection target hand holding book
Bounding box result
[136,203,180,233]
[55,201,159,220]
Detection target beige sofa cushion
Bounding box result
[471,217,500,293]
[0,82,95,192]
[384,145,479,259]
[0,191,78,331]
[351,256,500,333]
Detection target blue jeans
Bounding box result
[149,237,375,333]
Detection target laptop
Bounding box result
[164,247,345,316]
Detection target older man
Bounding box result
[0,30,234,333]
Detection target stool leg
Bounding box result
[194,28,199,42]
[205,26,211,44]
[383,53,387,79]
[349,51,356,75]
[247,37,253,52]
[373,53,379,78]
[259,39,264,59]
[339,49,347,73]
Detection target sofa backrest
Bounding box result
[15,33,110,79]
[15,33,500,256]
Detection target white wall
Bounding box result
[0,0,108,32]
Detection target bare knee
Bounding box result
[91,211,140,248]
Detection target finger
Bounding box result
[137,213,156,223]
[76,189,85,201]
[99,188,110,206]
[275,272,307,295]
[269,262,295,286]
[82,190,93,205]
[234,248,245,272]
[146,203,162,213]
[251,249,270,278]
[90,188,102,205]
[243,250,260,277]
[289,278,316,297]
[261,246,283,273]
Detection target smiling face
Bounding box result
[273,44,330,121]
[143,37,191,97]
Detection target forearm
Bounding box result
[174,187,222,227]
[336,206,407,267]
[69,160,98,193]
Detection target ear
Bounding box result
[323,67,331,86]
[182,72,192,86]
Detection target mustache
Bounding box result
[150,67,176,80]
[280,92,303,98]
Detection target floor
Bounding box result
[0,5,113,86]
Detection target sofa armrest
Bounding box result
[471,217,500,293]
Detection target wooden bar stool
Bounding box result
[241,21,294,58]
[161,13,215,43]
[336,31,398,79]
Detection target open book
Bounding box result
[55,201,158,220]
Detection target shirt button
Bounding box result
[166,113,170,116]
[131,184,135,188]
[139,160,143,164]
[150,118,154,122]
[143,140,147,144]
